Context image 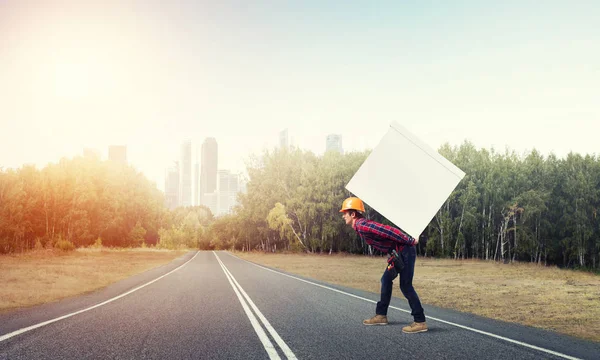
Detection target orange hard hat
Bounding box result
[339,197,365,213]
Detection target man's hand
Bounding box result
[414,237,419,245]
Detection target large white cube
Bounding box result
[346,121,466,239]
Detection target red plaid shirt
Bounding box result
[353,218,416,253]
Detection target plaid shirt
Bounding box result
[353,218,416,253]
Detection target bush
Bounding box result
[34,238,44,251]
[55,237,75,251]
[0,237,10,254]
[289,241,305,252]
[93,237,103,249]
[157,226,193,250]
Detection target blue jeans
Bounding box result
[375,246,426,322]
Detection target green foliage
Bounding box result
[55,236,75,251]
[0,156,165,253]
[154,205,214,250]
[2,140,600,270]
[267,203,298,248]
[211,142,600,269]
[129,221,147,247]
[421,143,600,268]
[230,148,371,253]
[157,226,186,250]
[208,215,239,250]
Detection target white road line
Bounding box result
[215,253,297,360]
[228,252,582,360]
[213,252,281,360]
[0,251,200,343]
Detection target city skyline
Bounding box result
[159,137,245,215]
[78,128,360,191]
[8,122,599,195]
[1,2,598,195]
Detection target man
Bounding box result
[340,196,427,333]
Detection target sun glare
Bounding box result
[52,60,96,100]
[38,34,121,103]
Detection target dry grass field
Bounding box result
[0,248,187,313]
[234,251,600,343]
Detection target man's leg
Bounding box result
[376,264,398,315]
[399,246,426,323]
[364,265,397,325]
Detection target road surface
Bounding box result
[1,251,598,359]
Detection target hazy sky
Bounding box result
[1,1,598,191]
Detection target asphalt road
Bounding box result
[1,251,598,359]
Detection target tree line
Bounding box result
[0,157,212,252]
[1,142,598,270]
[212,143,599,270]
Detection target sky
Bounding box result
[1,1,598,191]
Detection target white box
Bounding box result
[346,121,466,239]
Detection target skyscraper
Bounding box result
[200,137,218,206]
[203,192,218,216]
[228,172,240,213]
[326,134,343,154]
[108,145,127,164]
[165,162,179,209]
[217,169,230,216]
[179,140,192,207]
[83,148,101,160]
[279,129,289,150]
[194,162,200,206]
[217,170,240,216]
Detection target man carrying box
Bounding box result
[340,196,428,333]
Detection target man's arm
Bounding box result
[361,221,417,246]
[354,221,395,252]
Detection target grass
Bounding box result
[0,248,188,313]
[234,251,600,343]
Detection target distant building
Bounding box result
[238,175,247,194]
[279,129,289,150]
[179,140,192,207]
[83,148,101,160]
[203,192,218,216]
[108,145,127,164]
[194,162,200,206]
[200,137,218,206]
[165,163,179,209]
[217,170,240,216]
[326,134,343,154]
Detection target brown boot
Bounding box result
[402,321,428,333]
[363,315,388,326]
